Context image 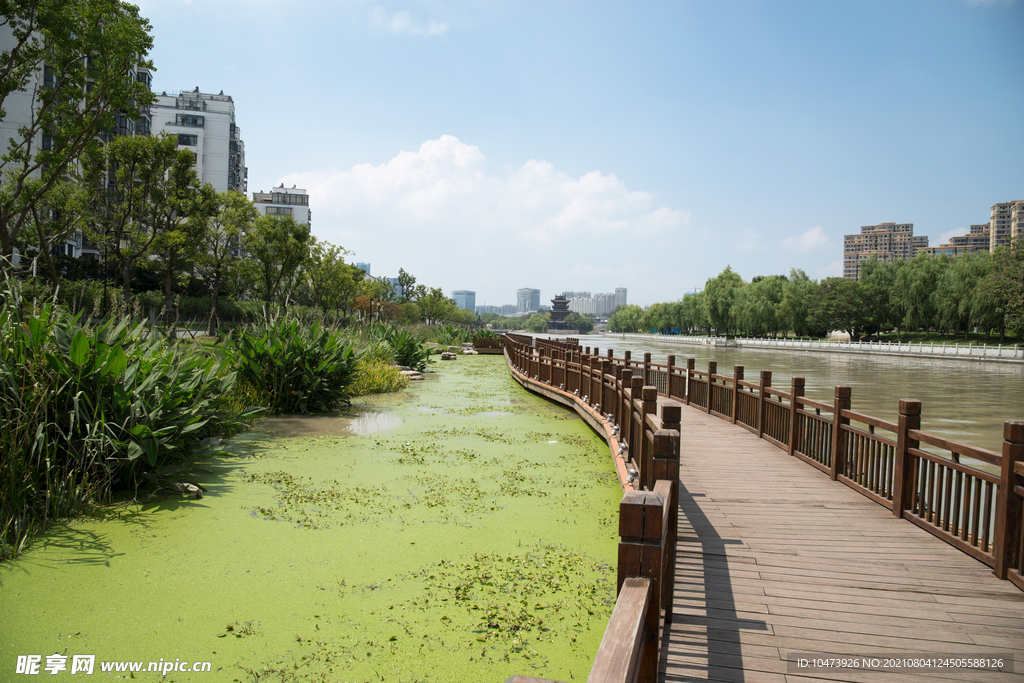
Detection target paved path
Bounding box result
[663,403,1024,682]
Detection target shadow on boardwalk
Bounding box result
[660,405,1024,683]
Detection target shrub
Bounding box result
[229,319,358,414]
[349,359,410,396]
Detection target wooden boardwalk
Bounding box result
[663,402,1024,683]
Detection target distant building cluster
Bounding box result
[562,288,627,317]
[467,286,627,318]
[843,200,1023,280]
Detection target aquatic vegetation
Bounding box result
[229,319,358,413]
[349,358,410,396]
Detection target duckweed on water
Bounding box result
[0,355,622,682]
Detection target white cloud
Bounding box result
[780,225,830,253]
[371,6,448,35]
[277,136,690,301]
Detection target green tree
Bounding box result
[417,286,457,323]
[0,0,154,268]
[894,253,945,339]
[84,135,198,306]
[305,240,362,321]
[243,213,311,318]
[396,267,416,303]
[704,266,745,335]
[858,258,897,338]
[979,238,1023,339]
[192,190,259,334]
[565,311,594,333]
[607,304,643,333]
[779,269,817,337]
[524,313,549,333]
[809,277,866,339]
[740,274,786,337]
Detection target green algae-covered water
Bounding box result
[0,356,622,682]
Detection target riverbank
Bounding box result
[603,332,1024,363]
[0,356,621,682]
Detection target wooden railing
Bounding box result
[503,334,679,683]
[503,334,1024,595]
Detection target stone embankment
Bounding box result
[606,332,1024,363]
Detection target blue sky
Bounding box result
[137,0,1023,308]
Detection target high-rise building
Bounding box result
[452,290,476,312]
[615,287,627,310]
[151,89,246,194]
[989,201,1024,251]
[843,222,928,280]
[920,224,990,258]
[516,288,540,314]
[354,263,371,275]
[252,185,311,226]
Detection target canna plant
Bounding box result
[228,319,358,414]
[0,275,250,560]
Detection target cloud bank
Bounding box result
[277,136,690,303]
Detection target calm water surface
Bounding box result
[544,333,1023,454]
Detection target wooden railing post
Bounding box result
[732,365,744,424]
[757,371,771,438]
[893,399,922,517]
[707,361,717,415]
[616,488,665,683]
[829,385,850,479]
[994,420,1024,580]
[667,355,676,399]
[600,359,612,412]
[640,387,658,489]
[788,376,804,455]
[643,352,651,387]
[685,358,695,405]
[653,412,680,626]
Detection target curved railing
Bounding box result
[504,334,1024,593]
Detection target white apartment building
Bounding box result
[252,185,311,226]
[151,89,246,194]
[989,201,1023,251]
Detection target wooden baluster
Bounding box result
[643,352,651,388]
[788,376,804,455]
[732,365,744,424]
[829,385,850,479]
[994,420,1024,579]
[686,358,695,405]
[601,359,612,411]
[667,355,677,399]
[630,376,644,466]
[707,361,718,415]
[618,367,632,428]
[757,371,772,438]
[893,399,922,518]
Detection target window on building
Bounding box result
[177,134,198,146]
[175,113,204,127]
[267,206,293,216]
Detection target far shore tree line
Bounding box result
[607,248,1024,343]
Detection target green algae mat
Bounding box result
[0,355,622,682]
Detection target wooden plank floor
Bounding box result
[662,403,1024,683]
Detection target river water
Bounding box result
[558,333,1023,455]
